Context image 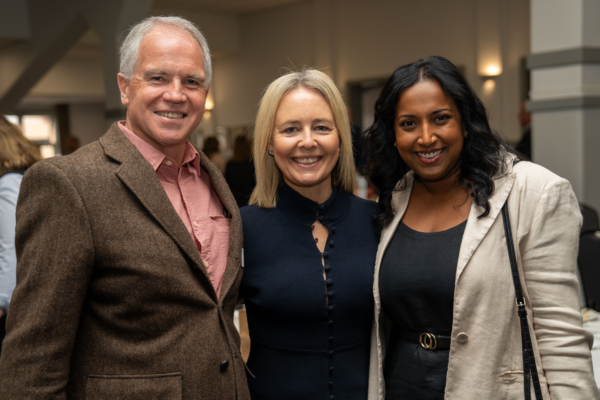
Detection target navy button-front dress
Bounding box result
[240,183,379,400]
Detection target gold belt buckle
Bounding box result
[419,332,438,350]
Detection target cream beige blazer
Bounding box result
[368,157,599,400]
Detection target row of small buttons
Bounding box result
[323,207,336,400]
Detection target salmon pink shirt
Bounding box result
[119,121,230,298]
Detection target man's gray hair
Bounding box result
[119,16,212,86]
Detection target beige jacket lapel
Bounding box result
[455,162,516,283]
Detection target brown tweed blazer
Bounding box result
[0,123,250,400]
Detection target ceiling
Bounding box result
[152,0,307,14]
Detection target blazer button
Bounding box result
[220,360,229,371]
[456,332,469,344]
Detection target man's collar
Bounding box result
[118,121,200,174]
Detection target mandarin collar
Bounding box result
[277,182,350,227]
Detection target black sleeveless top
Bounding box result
[379,220,467,400]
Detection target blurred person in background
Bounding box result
[203,136,226,174]
[0,115,41,355]
[240,69,379,400]
[225,135,255,207]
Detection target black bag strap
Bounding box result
[501,196,544,400]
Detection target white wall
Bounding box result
[212,2,315,126]
[0,0,531,145]
[211,0,530,142]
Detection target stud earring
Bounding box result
[268,150,273,156]
[393,142,397,147]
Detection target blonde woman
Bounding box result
[0,115,41,353]
[240,69,379,399]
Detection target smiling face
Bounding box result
[117,25,207,163]
[394,79,464,185]
[270,87,340,202]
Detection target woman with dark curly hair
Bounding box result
[365,56,598,400]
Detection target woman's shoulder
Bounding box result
[0,172,24,197]
[511,159,573,193]
[240,203,267,217]
[347,193,378,214]
[240,204,280,225]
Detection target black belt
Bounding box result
[394,327,451,350]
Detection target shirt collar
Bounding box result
[118,121,201,175]
[276,182,351,227]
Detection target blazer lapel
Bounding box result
[374,173,415,286]
[197,153,242,302]
[455,166,516,283]
[99,124,212,285]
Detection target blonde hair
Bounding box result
[249,69,355,208]
[0,115,42,175]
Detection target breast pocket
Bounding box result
[499,371,550,400]
[86,372,182,400]
[210,215,231,234]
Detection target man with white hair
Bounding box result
[0,16,250,400]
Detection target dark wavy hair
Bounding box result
[365,56,513,231]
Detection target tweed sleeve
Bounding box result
[520,177,600,399]
[0,161,95,399]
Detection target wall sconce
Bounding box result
[483,78,496,94]
[481,64,502,78]
[205,91,215,111]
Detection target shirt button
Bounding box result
[193,221,198,227]
[326,279,332,285]
[317,215,323,221]
[324,265,331,271]
[329,240,334,247]
[319,203,325,209]
[331,227,336,233]
[330,396,335,400]
[220,360,229,371]
[457,332,469,343]
[327,291,333,297]
[165,160,172,166]
[329,367,334,373]
[323,251,329,258]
